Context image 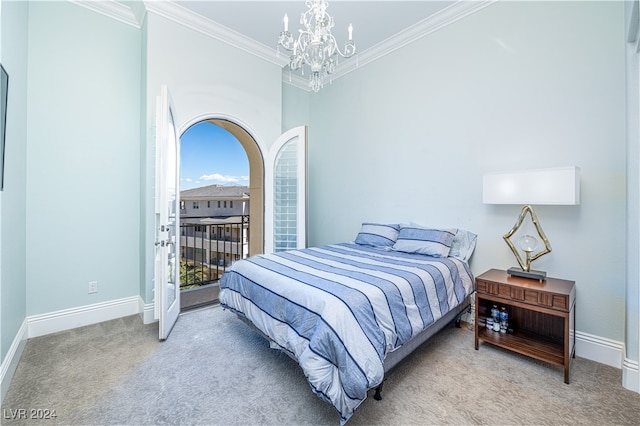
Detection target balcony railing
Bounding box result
[179,215,249,289]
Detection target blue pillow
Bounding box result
[393,226,457,257]
[354,223,400,247]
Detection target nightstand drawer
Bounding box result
[475,279,492,294]
[524,290,568,310]
[551,294,569,310]
[477,277,571,311]
[476,280,511,297]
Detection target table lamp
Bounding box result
[482,166,581,281]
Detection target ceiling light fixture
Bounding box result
[277,0,356,92]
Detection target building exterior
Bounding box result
[180,184,250,218]
[179,185,250,287]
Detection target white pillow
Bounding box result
[449,229,477,262]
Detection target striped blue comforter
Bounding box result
[219,243,474,424]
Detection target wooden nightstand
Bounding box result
[474,269,576,383]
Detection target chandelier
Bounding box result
[277,0,356,92]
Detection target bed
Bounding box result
[219,223,476,424]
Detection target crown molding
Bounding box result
[282,0,496,92]
[326,0,497,83]
[281,71,314,93]
[69,0,144,28]
[69,1,494,92]
[143,0,287,68]
[626,0,639,43]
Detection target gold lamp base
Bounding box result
[507,267,546,282]
[503,205,552,282]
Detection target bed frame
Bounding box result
[234,295,472,401]
[374,296,471,399]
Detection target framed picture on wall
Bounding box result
[0,64,7,191]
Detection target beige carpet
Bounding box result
[2,305,639,425]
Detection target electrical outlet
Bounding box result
[88,281,98,294]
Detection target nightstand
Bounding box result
[474,269,576,383]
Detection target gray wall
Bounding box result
[0,0,28,382]
[298,1,628,344]
[25,2,142,314]
[625,0,640,367]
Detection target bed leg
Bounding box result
[374,382,383,401]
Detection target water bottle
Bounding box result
[486,317,494,330]
[499,307,509,333]
[491,304,499,321]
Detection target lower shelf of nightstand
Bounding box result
[477,327,564,366]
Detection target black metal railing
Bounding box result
[179,215,249,289]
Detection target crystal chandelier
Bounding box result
[277,0,356,92]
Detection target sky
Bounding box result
[180,121,249,191]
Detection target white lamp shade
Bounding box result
[483,166,580,205]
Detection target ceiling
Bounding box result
[83,1,493,89]
[173,1,457,55]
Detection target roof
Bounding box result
[180,184,250,201]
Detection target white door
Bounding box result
[154,85,180,341]
[265,126,308,253]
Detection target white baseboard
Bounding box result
[3,298,638,402]
[623,358,639,393]
[27,296,140,338]
[139,297,156,324]
[0,319,28,403]
[576,331,640,394]
[575,330,624,368]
